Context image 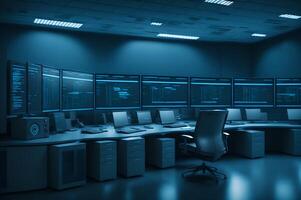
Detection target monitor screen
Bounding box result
[62,70,94,111]
[287,109,301,120]
[8,62,27,115]
[245,109,268,121]
[42,67,60,112]
[28,63,42,114]
[112,111,129,128]
[137,111,152,125]
[159,110,176,124]
[142,76,188,107]
[227,109,242,121]
[276,78,301,107]
[191,78,232,107]
[95,74,140,109]
[234,78,274,107]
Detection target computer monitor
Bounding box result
[191,78,232,107]
[42,67,60,112]
[28,63,42,114]
[95,74,140,109]
[142,76,188,108]
[62,70,94,111]
[234,78,274,107]
[287,109,301,121]
[159,110,176,125]
[8,61,27,115]
[245,109,268,121]
[50,112,66,133]
[112,111,130,128]
[227,109,242,121]
[137,111,152,125]
[276,78,301,107]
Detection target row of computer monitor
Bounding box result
[7,61,301,115]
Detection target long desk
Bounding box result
[1,121,301,147]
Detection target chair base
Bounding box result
[182,162,227,182]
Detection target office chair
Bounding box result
[180,110,229,182]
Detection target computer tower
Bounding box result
[87,141,117,181]
[49,142,86,190]
[10,117,49,140]
[0,146,47,194]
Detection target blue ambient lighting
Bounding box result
[157,33,199,40]
[34,18,83,28]
[151,22,163,26]
[279,14,301,19]
[204,0,234,6]
[252,33,267,37]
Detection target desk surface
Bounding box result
[1,121,301,147]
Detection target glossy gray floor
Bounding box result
[2,154,301,200]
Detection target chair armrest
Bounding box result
[223,132,230,136]
[182,134,194,139]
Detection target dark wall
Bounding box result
[253,28,301,77]
[0,24,254,134]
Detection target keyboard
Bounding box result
[116,127,145,134]
[81,128,108,134]
[164,123,187,128]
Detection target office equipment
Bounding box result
[142,76,188,107]
[229,130,265,158]
[234,78,274,107]
[136,111,153,125]
[190,78,232,107]
[95,74,140,109]
[42,67,60,112]
[118,137,145,177]
[159,110,187,128]
[276,78,301,107]
[227,108,242,122]
[287,109,301,121]
[27,63,42,114]
[246,109,268,121]
[81,127,107,134]
[181,110,228,181]
[49,142,86,190]
[62,70,94,111]
[0,146,47,194]
[7,61,27,115]
[112,111,130,128]
[87,141,117,181]
[50,112,67,133]
[147,138,175,168]
[10,117,49,140]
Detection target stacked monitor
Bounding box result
[8,62,27,115]
[7,61,301,115]
[28,63,42,114]
[234,78,274,107]
[62,70,94,111]
[142,76,188,108]
[191,78,232,107]
[42,67,60,112]
[95,74,140,109]
[276,78,301,107]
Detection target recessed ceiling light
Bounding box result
[34,18,83,28]
[279,14,301,19]
[157,33,199,40]
[252,33,267,37]
[151,22,163,26]
[204,0,234,6]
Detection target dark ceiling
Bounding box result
[1,0,301,43]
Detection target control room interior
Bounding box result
[1,1,301,200]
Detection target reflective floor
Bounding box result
[2,154,301,200]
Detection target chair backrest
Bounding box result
[194,110,228,160]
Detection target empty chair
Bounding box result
[180,110,229,181]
